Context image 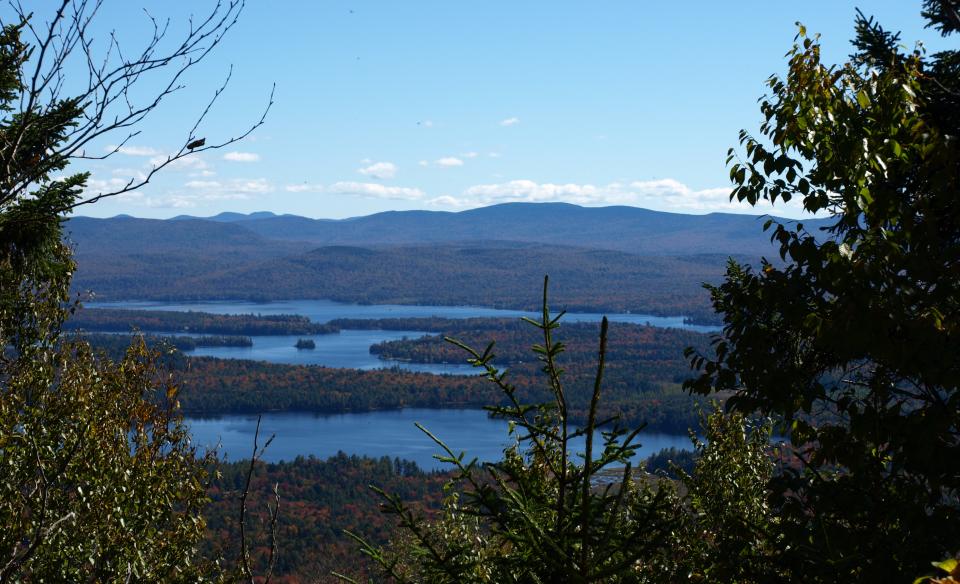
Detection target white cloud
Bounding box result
[136,178,271,209]
[461,152,479,159]
[85,176,133,195]
[357,161,397,179]
[286,181,423,200]
[328,181,424,200]
[106,145,163,157]
[418,160,429,167]
[487,152,502,158]
[499,117,520,127]
[223,151,261,162]
[106,146,215,177]
[626,179,735,212]
[461,180,601,204]
[81,168,274,210]
[232,178,273,194]
[285,183,324,193]
[147,194,235,209]
[184,180,220,190]
[435,177,812,215]
[184,177,272,195]
[111,168,148,181]
[435,157,464,168]
[427,195,470,208]
[162,197,198,208]
[420,120,434,128]
[81,176,150,206]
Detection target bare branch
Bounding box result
[0,0,271,215]
[63,81,274,212]
[264,482,280,584]
[237,414,277,584]
[238,414,260,582]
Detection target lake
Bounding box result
[92,298,721,332]
[88,298,718,373]
[187,409,692,471]
[185,330,477,374]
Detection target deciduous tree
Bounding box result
[0,1,268,580]
[686,2,960,580]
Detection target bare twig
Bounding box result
[264,482,280,584]
[238,415,259,581]
[0,0,272,215]
[237,414,277,584]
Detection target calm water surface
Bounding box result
[187,409,692,471]
[186,330,477,374]
[89,299,717,372]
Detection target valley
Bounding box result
[63,203,771,582]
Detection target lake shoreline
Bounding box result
[82,297,722,327]
[87,298,722,333]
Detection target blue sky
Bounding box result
[42,1,945,219]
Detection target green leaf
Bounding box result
[934,558,958,574]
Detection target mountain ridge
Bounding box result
[74,202,827,257]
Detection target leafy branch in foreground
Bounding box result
[0,2,270,580]
[338,276,687,583]
[0,338,218,582]
[685,4,960,581]
[676,408,780,583]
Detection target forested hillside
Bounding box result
[71,241,736,322]
[205,455,449,583]
[73,202,829,256]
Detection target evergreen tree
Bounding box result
[340,278,688,583]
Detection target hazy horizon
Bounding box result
[71,200,830,222]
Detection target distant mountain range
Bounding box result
[73,202,828,257]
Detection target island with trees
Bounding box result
[295,338,317,350]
